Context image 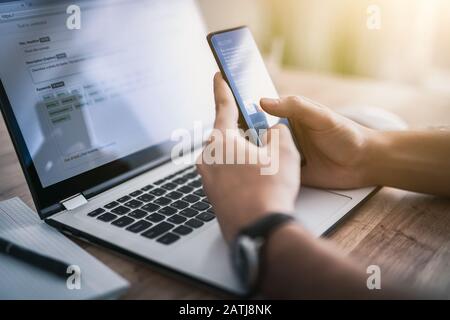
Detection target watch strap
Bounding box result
[238,213,295,240]
[236,213,295,295]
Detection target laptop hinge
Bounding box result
[60,193,88,211]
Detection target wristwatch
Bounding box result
[231,213,295,294]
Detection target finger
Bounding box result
[264,124,301,167]
[260,96,336,131]
[260,129,270,145]
[213,72,239,131]
[237,112,247,130]
[265,123,296,149]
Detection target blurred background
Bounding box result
[198,0,450,91]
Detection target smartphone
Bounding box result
[207,26,292,146]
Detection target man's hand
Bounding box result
[197,73,300,242]
[261,97,375,189]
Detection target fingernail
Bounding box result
[260,98,279,108]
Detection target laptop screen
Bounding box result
[0,0,215,191]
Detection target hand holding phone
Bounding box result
[207,26,292,146]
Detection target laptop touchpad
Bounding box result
[294,187,352,236]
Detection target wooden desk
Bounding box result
[1,70,449,299]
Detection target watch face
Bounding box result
[232,235,259,291]
[232,237,249,284]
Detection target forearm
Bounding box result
[366,131,450,197]
[260,224,404,299]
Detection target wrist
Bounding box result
[231,207,292,241]
[242,201,294,228]
[362,130,392,186]
[221,186,297,242]
[259,222,309,296]
[237,189,295,221]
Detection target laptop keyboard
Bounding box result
[86,166,215,245]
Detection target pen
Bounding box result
[0,236,71,278]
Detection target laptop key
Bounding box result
[111,206,131,215]
[182,194,200,203]
[188,180,202,188]
[137,193,155,202]
[157,233,180,245]
[184,172,198,179]
[153,197,172,206]
[141,222,174,239]
[167,215,187,224]
[177,186,194,194]
[158,206,177,216]
[124,199,143,209]
[166,191,183,200]
[173,178,187,185]
[154,179,166,185]
[197,212,215,222]
[173,225,193,236]
[112,216,135,228]
[117,195,131,203]
[146,213,165,223]
[185,218,204,229]
[171,200,189,210]
[162,182,177,191]
[179,208,198,218]
[104,201,119,209]
[141,185,154,191]
[97,212,117,222]
[128,209,147,219]
[191,202,210,211]
[126,220,152,233]
[142,203,160,212]
[129,190,143,197]
[150,188,166,196]
[193,188,205,197]
[88,208,105,217]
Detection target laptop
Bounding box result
[0,0,376,296]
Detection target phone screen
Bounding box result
[208,27,284,142]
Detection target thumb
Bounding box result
[260,96,336,131]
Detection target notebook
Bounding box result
[0,197,129,299]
